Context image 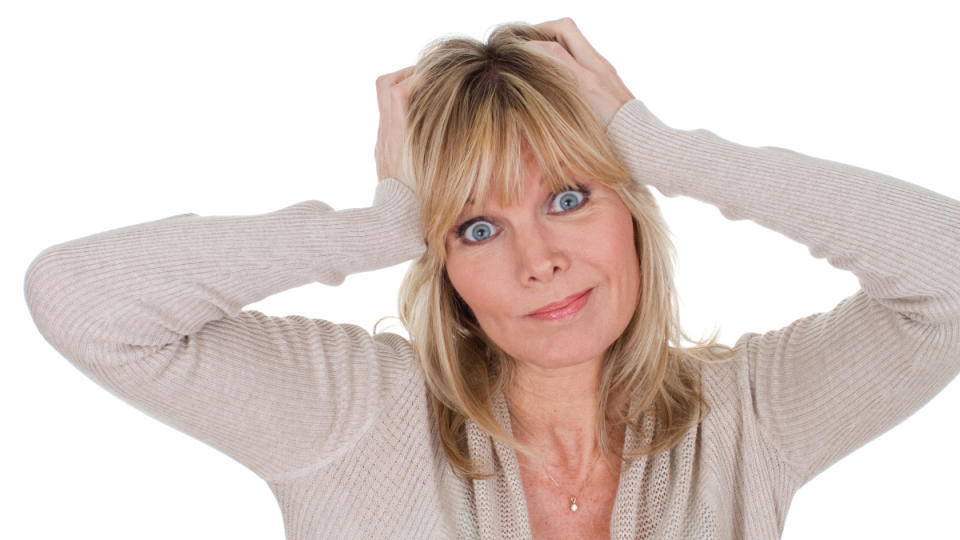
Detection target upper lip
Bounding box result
[525,288,592,316]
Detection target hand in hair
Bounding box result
[531,17,636,129]
[375,64,418,191]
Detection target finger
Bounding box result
[528,40,585,80]
[534,18,598,58]
[377,65,416,90]
[534,18,608,73]
[394,68,419,98]
[390,86,409,119]
[389,71,418,121]
[376,65,416,115]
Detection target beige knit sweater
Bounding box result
[23,98,960,539]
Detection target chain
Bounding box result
[538,451,605,512]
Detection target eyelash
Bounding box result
[454,185,592,245]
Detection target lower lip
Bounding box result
[526,288,593,321]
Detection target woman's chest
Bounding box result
[521,470,620,539]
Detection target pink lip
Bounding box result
[525,288,594,321]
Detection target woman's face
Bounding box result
[444,157,641,372]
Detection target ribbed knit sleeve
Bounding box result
[22,178,426,482]
[605,99,960,487]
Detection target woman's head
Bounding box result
[443,147,641,376]
[396,22,734,479]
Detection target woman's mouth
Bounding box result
[525,287,594,321]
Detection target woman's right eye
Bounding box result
[458,219,499,244]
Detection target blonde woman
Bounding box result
[24,17,960,539]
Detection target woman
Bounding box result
[23,17,960,539]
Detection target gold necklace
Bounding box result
[539,452,604,513]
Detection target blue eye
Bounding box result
[454,185,590,245]
[462,220,498,243]
[551,189,586,212]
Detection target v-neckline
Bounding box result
[468,389,643,539]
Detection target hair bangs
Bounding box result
[424,85,609,256]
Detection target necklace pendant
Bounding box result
[570,496,578,512]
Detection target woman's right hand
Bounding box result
[375,65,418,192]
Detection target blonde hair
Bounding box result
[393,22,737,481]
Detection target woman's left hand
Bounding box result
[531,17,636,129]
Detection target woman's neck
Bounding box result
[504,356,609,471]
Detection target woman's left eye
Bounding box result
[550,189,588,213]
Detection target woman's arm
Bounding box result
[535,15,960,489]
[606,96,960,487]
[23,178,425,482]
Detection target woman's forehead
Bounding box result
[458,172,588,217]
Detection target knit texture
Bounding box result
[23,98,960,539]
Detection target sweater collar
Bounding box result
[464,388,657,539]
[464,388,532,538]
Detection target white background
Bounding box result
[4,1,958,538]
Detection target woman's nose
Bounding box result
[514,222,570,284]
